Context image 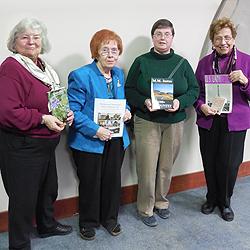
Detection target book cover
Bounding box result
[151,78,174,110]
[205,74,232,113]
[94,98,126,137]
[210,96,227,115]
[48,87,70,122]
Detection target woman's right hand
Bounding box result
[42,115,65,132]
[144,99,157,112]
[96,127,112,141]
[200,104,217,116]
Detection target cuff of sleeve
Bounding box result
[240,81,249,91]
[41,114,46,124]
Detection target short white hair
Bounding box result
[7,18,51,54]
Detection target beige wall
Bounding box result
[2,0,248,213]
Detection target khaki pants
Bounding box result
[134,115,184,217]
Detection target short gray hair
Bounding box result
[7,18,51,54]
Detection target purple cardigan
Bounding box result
[0,57,59,138]
[194,49,250,131]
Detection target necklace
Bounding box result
[96,62,111,79]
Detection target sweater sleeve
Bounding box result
[177,60,199,110]
[67,70,99,137]
[125,58,148,112]
[0,74,42,131]
[193,59,207,115]
[240,81,250,100]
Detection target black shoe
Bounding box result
[80,228,96,240]
[154,208,170,219]
[105,223,122,236]
[38,222,73,238]
[219,206,234,222]
[201,201,216,214]
[141,215,158,227]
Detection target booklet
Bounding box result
[205,74,232,113]
[151,78,174,110]
[94,98,126,138]
[48,87,70,122]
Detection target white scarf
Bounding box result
[11,53,61,90]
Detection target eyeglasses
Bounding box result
[99,47,119,57]
[214,36,233,44]
[153,32,173,39]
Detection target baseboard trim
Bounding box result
[1,161,250,233]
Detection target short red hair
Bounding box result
[90,29,123,59]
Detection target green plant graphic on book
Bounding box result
[48,87,69,122]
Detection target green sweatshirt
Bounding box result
[125,48,199,123]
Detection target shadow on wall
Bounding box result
[119,36,151,185]
[54,53,89,194]
[120,36,151,75]
[55,53,87,87]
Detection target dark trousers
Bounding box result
[0,130,59,250]
[198,116,246,207]
[72,138,124,230]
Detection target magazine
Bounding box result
[94,98,126,137]
[205,74,232,113]
[48,87,70,122]
[151,78,174,110]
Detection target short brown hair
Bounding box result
[90,29,123,59]
[151,19,175,37]
[209,17,237,41]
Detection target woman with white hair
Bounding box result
[0,18,73,249]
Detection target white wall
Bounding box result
[2,0,249,213]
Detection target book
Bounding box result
[48,87,70,122]
[94,98,126,137]
[205,74,232,113]
[151,78,174,110]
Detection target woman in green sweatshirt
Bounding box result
[125,19,199,227]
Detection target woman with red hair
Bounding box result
[67,29,131,240]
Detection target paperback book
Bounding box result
[205,74,232,113]
[48,87,70,122]
[151,78,174,110]
[94,98,126,137]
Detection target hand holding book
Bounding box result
[200,104,217,116]
[165,99,180,112]
[229,70,248,86]
[96,126,112,141]
[144,99,157,112]
[41,114,65,132]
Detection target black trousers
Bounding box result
[72,138,124,230]
[0,130,59,250]
[198,116,246,207]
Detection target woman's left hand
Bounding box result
[166,99,180,112]
[66,110,74,126]
[123,109,132,122]
[229,70,248,86]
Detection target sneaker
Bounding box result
[141,215,158,227]
[80,228,95,240]
[154,208,170,219]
